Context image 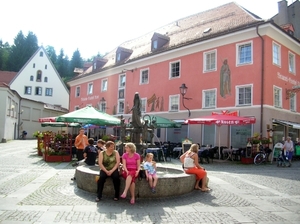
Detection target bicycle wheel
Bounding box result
[254,153,264,165]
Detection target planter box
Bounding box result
[241,157,253,164]
[43,154,71,162]
[37,149,43,156]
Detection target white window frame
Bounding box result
[140,68,149,85]
[288,51,295,74]
[290,94,296,112]
[118,99,125,114]
[236,41,253,66]
[272,42,281,67]
[141,98,147,113]
[169,60,181,79]
[102,79,108,92]
[169,95,179,112]
[87,82,93,95]
[45,88,53,96]
[75,86,80,97]
[203,49,217,72]
[236,84,252,106]
[202,88,216,108]
[24,86,32,95]
[119,74,126,88]
[274,85,282,108]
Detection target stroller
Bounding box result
[277,149,288,167]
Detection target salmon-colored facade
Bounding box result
[68,3,300,148]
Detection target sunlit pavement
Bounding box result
[0,140,299,224]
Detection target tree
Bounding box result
[56,49,69,78]
[69,48,83,78]
[0,40,11,70]
[7,31,38,72]
[46,45,57,65]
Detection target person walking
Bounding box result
[283,136,294,167]
[120,143,140,204]
[74,128,89,161]
[96,141,120,202]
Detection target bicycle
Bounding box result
[254,146,272,165]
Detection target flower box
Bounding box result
[241,157,253,164]
[43,154,71,162]
[37,148,43,156]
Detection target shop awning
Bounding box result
[273,119,300,129]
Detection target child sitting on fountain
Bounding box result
[143,153,158,193]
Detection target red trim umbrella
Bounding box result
[185,114,256,159]
[38,117,57,122]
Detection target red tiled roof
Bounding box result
[0,71,18,87]
[73,2,263,79]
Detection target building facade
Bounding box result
[67,2,300,147]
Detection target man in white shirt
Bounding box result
[283,136,294,167]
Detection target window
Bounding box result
[33,63,35,68]
[170,61,180,78]
[45,64,47,69]
[141,98,146,113]
[102,79,108,92]
[24,86,32,95]
[118,100,125,113]
[100,100,106,113]
[93,62,96,70]
[140,69,149,84]
[35,87,42,95]
[272,42,281,66]
[30,76,33,81]
[36,70,42,82]
[75,106,80,110]
[274,86,282,108]
[119,74,126,88]
[45,88,53,96]
[169,95,179,111]
[116,52,121,62]
[76,86,80,97]
[290,94,296,111]
[153,40,158,50]
[204,50,216,72]
[288,52,295,74]
[237,42,252,65]
[44,77,48,82]
[203,89,216,108]
[87,83,93,95]
[237,85,252,106]
[119,89,125,99]
[39,51,43,57]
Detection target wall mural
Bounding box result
[147,94,164,112]
[220,59,231,98]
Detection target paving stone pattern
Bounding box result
[0,140,299,223]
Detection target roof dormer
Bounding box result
[151,32,170,52]
[93,57,108,71]
[115,47,133,64]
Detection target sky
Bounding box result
[0,0,295,60]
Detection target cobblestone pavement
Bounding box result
[0,140,299,224]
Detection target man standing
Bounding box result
[74,128,89,161]
[283,136,294,167]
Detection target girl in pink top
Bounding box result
[120,142,140,204]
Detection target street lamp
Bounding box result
[179,83,192,117]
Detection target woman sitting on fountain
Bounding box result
[96,141,121,202]
[120,142,141,204]
[180,144,210,192]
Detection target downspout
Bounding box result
[18,97,23,139]
[256,24,264,138]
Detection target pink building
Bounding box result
[68,2,300,147]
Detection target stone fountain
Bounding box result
[74,92,196,198]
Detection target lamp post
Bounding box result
[179,83,192,117]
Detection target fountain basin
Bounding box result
[75,165,196,198]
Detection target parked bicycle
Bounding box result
[254,145,272,165]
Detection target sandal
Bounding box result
[194,187,201,190]
[120,193,126,199]
[113,197,119,201]
[130,199,135,204]
[95,197,101,202]
[201,188,211,192]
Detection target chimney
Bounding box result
[277,0,289,25]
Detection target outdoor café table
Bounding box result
[173,147,182,159]
[222,148,239,161]
[146,148,165,161]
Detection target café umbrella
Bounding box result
[41,122,81,127]
[56,106,120,126]
[185,114,256,159]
